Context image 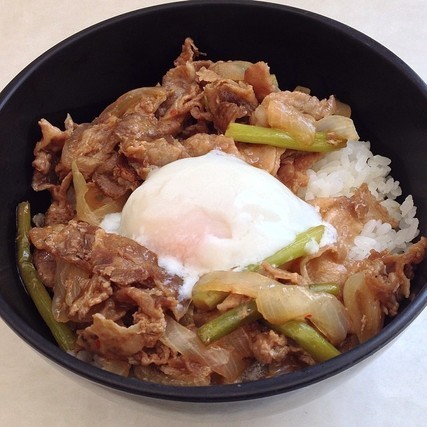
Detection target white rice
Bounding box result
[298,140,419,260]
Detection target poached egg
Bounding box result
[101,151,334,299]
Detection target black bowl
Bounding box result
[0,0,426,402]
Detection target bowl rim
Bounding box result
[0,0,426,402]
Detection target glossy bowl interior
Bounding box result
[0,0,426,402]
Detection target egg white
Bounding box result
[101,150,334,299]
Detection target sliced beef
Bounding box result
[32,117,73,192]
[203,79,259,133]
[78,312,165,358]
[244,61,278,102]
[349,237,427,315]
[29,221,181,295]
[277,150,323,193]
[52,261,113,322]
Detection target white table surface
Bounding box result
[0,1,426,426]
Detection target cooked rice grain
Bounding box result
[299,140,419,259]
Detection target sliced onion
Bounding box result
[98,86,168,120]
[334,100,352,118]
[256,285,350,345]
[193,270,277,299]
[293,86,311,95]
[209,60,253,81]
[267,99,316,145]
[133,365,211,386]
[251,103,269,127]
[72,161,127,226]
[93,355,130,376]
[315,115,359,141]
[160,316,245,381]
[218,327,253,359]
[343,272,384,343]
[193,271,350,345]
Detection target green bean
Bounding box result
[16,202,76,352]
[225,123,346,152]
[197,300,261,345]
[247,225,325,271]
[272,320,341,362]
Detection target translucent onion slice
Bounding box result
[218,327,254,359]
[256,285,349,345]
[343,272,384,343]
[134,364,211,386]
[72,161,127,226]
[209,60,253,81]
[334,100,352,118]
[93,355,130,377]
[160,316,244,381]
[267,99,316,146]
[193,270,277,299]
[193,271,350,345]
[315,115,359,141]
[98,87,168,120]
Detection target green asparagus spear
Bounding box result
[272,320,341,362]
[16,202,76,352]
[309,283,340,296]
[225,123,346,152]
[197,300,261,345]
[247,225,325,271]
[193,226,327,308]
[196,281,341,339]
[197,291,341,361]
[192,290,229,311]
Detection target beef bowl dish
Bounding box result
[0,1,426,402]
